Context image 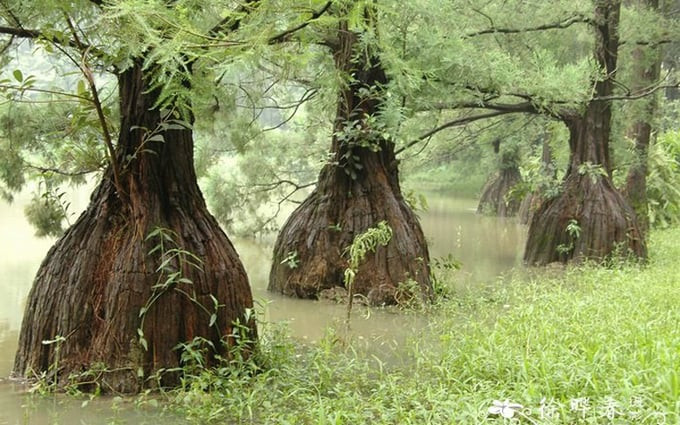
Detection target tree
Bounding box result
[518,136,558,225]
[477,136,523,217]
[1,2,255,392]
[524,0,647,264]
[268,4,432,305]
[622,0,663,236]
[388,0,661,264]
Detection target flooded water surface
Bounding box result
[0,190,526,424]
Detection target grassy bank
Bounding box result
[170,228,680,424]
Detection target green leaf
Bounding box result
[77,80,87,96]
[13,69,23,83]
[209,313,217,327]
[147,134,165,143]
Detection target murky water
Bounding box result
[0,189,526,424]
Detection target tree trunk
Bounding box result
[477,167,522,217]
[524,0,647,264]
[624,0,662,237]
[524,102,647,264]
[268,25,431,305]
[477,136,523,216]
[13,63,255,393]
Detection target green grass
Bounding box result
[168,228,680,424]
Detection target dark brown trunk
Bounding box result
[268,25,431,305]
[624,0,662,237]
[525,0,647,264]
[13,63,255,393]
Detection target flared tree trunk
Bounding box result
[624,0,662,237]
[268,25,431,305]
[13,63,254,393]
[525,0,647,264]
[477,167,522,216]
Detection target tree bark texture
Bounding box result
[524,0,647,264]
[268,25,431,305]
[624,0,662,237]
[13,63,255,393]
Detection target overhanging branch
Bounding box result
[594,81,679,101]
[268,1,333,44]
[465,14,593,38]
[396,109,526,155]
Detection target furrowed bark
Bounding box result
[13,63,255,393]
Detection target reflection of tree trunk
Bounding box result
[268,24,431,305]
[525,1,647,264]
[624,0,662,237]
[13,63,254,393]
[477,167,522,216]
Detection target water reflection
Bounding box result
[0,190,527,423]
[421,195,527,287]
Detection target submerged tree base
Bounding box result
[524,174,647,265]
[477,168,522,217]
[13,65,255,393]
[269,144,431,306]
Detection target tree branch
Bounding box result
[396,109,527,155]
[63,12,124,199]
[208,0,260,36]
[0,25,39,39]
[594,81,679,101]
[268,1,333,44]
[465,14,593,38]
[0,24,111,65]
[0,84,91,101]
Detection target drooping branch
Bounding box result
[0,23,112,66]
[63,12,124,199]
[396,108,530,155]
[208,0,260,36]
[203,0,333,47]
[0,84,92,101]
[593,81,679,101]
[22,161,104,177]
[0,25,39,38]
[268,1,334,44]
[465,13,593,38]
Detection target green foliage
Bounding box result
[343,221,392,322]
[402,188,428,213]
[279,250,300,270]
[578,161,608,183]
[344,221,393,283]
[198,98,327,236]
[429,253,462,301]
[139,227,211,356]
[31,334,67,392]
[556,219,581,256]
[23,181,72,237]
[647,131,680,229]
[163,227,680,424]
